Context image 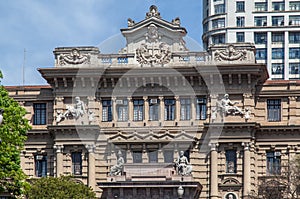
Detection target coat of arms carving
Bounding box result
[59,48,90,65]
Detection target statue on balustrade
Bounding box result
[63,96,86,119]
[174,150,192,176]
[109,150,125,176]
[220,94,243,116]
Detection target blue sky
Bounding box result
[0,0,203,86]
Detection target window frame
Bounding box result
[164,98,176,121]
[266,151,281,175]
[71,152,82,176]
[33,103,47,125]
[117,99,128,122]
[236,1,245,12]
[226,150,237,173]
[35,154,47,177]
[267,99,282,122]
[102,99,112,122]
[133,99,144,121]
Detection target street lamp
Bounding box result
[0,108,3,125]
[177,186,184,199]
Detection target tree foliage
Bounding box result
[25,176,96,199]
[0,70,30,196]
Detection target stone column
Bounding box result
[242,142,251,198]
[112,97,117,122]
[191,96,196,121]
[209,142,218,199]
[127,97,133,122]
[159,96,164,122]
[54,145,64,177]
[86,144,96,190]
[175,96,180,122]
[143,96,149,122]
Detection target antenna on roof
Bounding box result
[22,48,26,86]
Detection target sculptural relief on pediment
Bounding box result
[214,45,247,62]
[58,48,90,65]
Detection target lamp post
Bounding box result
[177,186,184,199]
[0,108,3,125]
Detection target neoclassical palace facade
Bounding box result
[5,6,300,199]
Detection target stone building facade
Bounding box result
[5,6,300,199]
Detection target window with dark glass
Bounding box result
[272,16,284,26]
[116,99,128,121]
[149,99,159,121]
[289,16,300,26]
[254,32,267,44]
[133,151,142,163]
[180,99,191,120]
[215,4,225,14]
[289,32,300,43]
[164,99,175,121]
[236,32,245,42]
[35,155,47,177]
[212,18,225,29]
[272,2,285,11]
[133,99,144,121]
[254,16,267,26]
[290,1,300,11]
[72,152,82,175]
[236,16,245,27]
[212,34,225,44]
[226,150,237,173]
[267,99,281,122]
[272,32,284,43]
[33,103,46,125]
[148,150,158,163]
[102,100,112,122]
[272,48,284,59]
[164,150,174,163]
[272,64,284,75]
[267,151,281,175]
[196,98,207,120]
[255,48,267,60]
[255,2,267,11]
[236,1,245,12]
[290,63,300,74]
[289,48,300,59]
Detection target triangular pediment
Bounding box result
[119,5,188,57]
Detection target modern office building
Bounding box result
[202,0,300,80]
[3,5,300,199]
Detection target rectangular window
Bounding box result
[272,32,284,43]
[254,16,267,26]
[289,32,300,43]
[267,151,281,175]
[289,16,300,26]
[164,150,174,163]
[255,2,267,11]
[133,99,144,121]
[272,2,285,11]
[267,99,281,122]
[149,99,159,121]
[72,152,82,175]
[35,155,47,177]
[102,100,112,122]
[226,150,237,173]
[148,150,158,163]
[236,1,245,12]
[255,48,267,60]
[272,63,284,75]
[289,48,300,59]
[164,99,175,121]
[236,16,245,27]
[180,99,191,120]
[212,18,225,29]
[290,1,300,11]
[254,32,267,44]
[290,63,300,74]
[272,48,284,59]
[272,16,284,26]
[133,151,142,163]
[212,34,225,44]
[33,103,46,125]
[117,99,128,121]
[236,32,245,42]
[196,98,207,120]
[215,4,225,14]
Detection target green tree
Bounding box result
[0,70,30,196]
[25,176,96,199]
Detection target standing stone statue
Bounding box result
[174,150,192,176]
[109,150,125,176]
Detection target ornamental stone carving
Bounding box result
[136,42,171,65]
[214,45,246,62]
[145,24,160,43]
[59,48,90,65]
[146,5,161,19]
